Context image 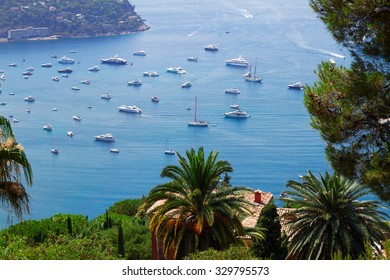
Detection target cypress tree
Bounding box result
[250,199,287,259]
[118,224,125,258]
[67,216,72,235]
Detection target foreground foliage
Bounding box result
[0,200,152,260]
[185,245,258,260]
[0,116,33,221]
[306,0,390,202]
[281,171,390,259]
[138,147,264,259]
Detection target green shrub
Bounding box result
[185,245,258,260]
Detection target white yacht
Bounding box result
[288,82,304,89]
[58,56,75,64]
[73,115,81,121]
[9,63,17,67]
[52,76,60,81]
[225,56,249,67]
[151,96,159,103]
[204,44,219,51]
[81,80,90,84]
[133,50,147,56]
[143,71,159,77]
[71,87,81,91]
[225,88,240,94]
[95,133,115,142]
[88,65,100,72]
[181,81,192,88]
[101,93,112,100]
[166,67,187,74]
[244,64,262,82]
[127,79,143,86]
[118,105,142,114]
[24,96,35,102]
[110,148,120,153]
[0,75,6,80]
[164,149,176,155]
[101,55,127,65]
[26,66,34,71]
[224,110,250,118]
[67,131,74,137]
[43,124,53,131]
[230,104,241,109]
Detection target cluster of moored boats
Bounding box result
[1,45,307,155]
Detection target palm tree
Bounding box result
[138,147,263,259]
[0,116,33,221]
[281,171,390,259]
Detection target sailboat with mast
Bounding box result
[188,96,208,127]
[245,59,262,82]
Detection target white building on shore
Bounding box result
[8,27,49,41]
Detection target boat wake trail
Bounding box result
[237,8,253,18]
[289,27,345,58]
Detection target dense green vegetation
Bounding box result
[0,0,148,39]
[305,0,390,202]
[184,245,258,260]
[0,201,152,260]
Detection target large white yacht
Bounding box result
[204,44,219,51]
[118,105,142,114]
[225,56,249,67]
[224,110,250,118]
[101,55,127,65]
[127,79,143,86]
[58,56,75,64]
[94,133,115,142]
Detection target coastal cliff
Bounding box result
[0,0,149,40]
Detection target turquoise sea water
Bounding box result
[0,0,354,228]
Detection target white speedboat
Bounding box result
[110,148,120,153]
[288,82,304,89]
[101,55,127,65]
[51,148,60,154]
[9,63,17,67]
[225,88,240,94]
[118,105,142,114]
[225,55,249,67]
[81,80,90,84]
[166,67,187,74]
[58,56,75,64]
[71,87,81,91]
[0,75,6,80]
[24,96,35,102]
[164,149,176,155]
[101,93,112,100]
[52,76,60,81]
[181,81,192,88]
[94,133,115,142]
[73,115,81,121]
[57,67,73,73]
[133,50,147,56]
[230,104,240,109]
[204,44,218,51]
[52,107,58,111]
[67,131,74,137]
[43,124,53,131]
[127,79,143,86]
[151,96,159,102]
[224,110,250,118]
[26,66,34,71]
[143,71,159,77]
[88,66,100,71]
[41,63,53,68]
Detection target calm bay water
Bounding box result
[0,0,353,228]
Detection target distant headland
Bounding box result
[0,0,149,42]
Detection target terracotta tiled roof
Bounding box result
[241,190,274,228]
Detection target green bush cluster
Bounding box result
[0,199,151,260]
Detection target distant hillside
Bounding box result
[0,0,149,39]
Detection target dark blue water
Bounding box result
[0,0,355,227]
